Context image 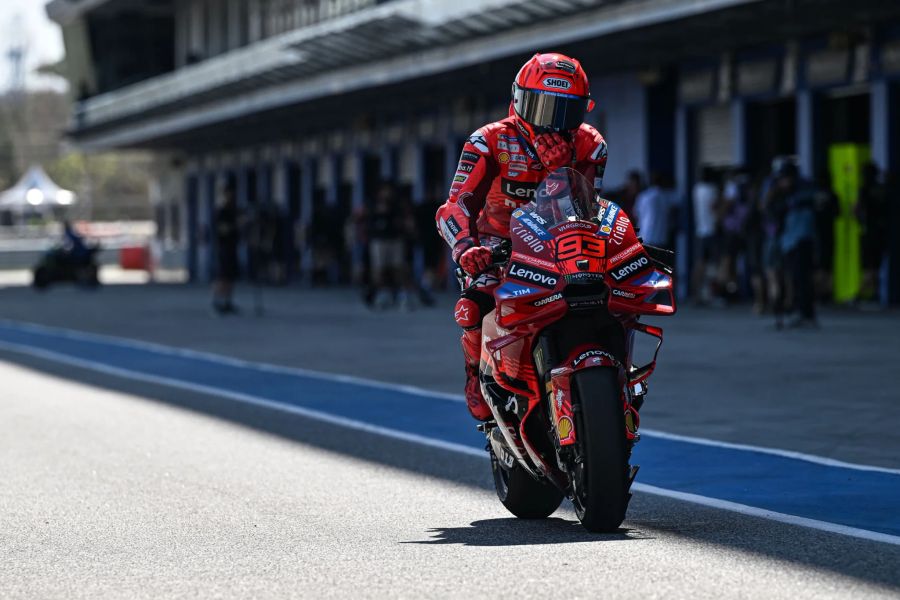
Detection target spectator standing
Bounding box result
[777,163,818,327]
[813,172,839,302]
[691,166,719,304]
[719,167,751,301]
[857,162,887,303]
[367,183,409,309]
[212,182,240,315]
[611,170,644,217]
[743,174,768,313]
[633,172,679,248]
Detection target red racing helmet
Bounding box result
[511,53,595,139]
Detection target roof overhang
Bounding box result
[46,0,118,26]
[70,0,762,149]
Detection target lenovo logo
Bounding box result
[508,262,559,289]
[502,179,538,199]
[610,255,650,282]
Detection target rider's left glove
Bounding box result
[534,133,574,171]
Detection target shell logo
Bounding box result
[498,152,510,164]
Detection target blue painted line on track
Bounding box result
[0,321,898,538]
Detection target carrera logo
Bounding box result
[502,179,538,200]
[533,292,563,307]
[508,262,559,289]
[612,288,637,299]
[543,77,571,90]
[610,255,650,282]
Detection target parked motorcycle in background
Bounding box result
[32,244,101,290]
[464,167,676,532]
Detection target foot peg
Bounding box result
[627,465,640,490]
[476,421,496,433]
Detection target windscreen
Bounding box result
[518,167,599,228]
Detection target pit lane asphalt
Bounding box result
[1,284,899,598]
[2,358,898,600]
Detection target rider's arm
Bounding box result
[575,126,609,196]
[435,130,498,261]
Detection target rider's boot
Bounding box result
[461,328,492,421]
[464,362,492,421]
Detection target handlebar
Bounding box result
[456,240,512,292]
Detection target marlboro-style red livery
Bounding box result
[466,168,676,532]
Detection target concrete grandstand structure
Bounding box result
[47,0,900,299]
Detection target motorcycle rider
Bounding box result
[435,52,609,421]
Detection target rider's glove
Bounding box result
[534,133,574,171]
[454,239,493,276]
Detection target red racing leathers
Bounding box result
[436,116,608,419]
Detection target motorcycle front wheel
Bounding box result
[490,449,563,519]
[570,367,629,532]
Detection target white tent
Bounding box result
[0,165,77,212]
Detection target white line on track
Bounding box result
[4,319,899,476]
[0,336,899,547]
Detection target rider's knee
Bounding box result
[454,297,481,330]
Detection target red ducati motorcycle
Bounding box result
[469,167,676,532]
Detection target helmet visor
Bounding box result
[513,85,589,132]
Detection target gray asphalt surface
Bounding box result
[2,284,899,598]
[2,358,899,599]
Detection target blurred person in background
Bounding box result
[857,162,887,304]
[435,52,609,421]
[633,172,679,248]
[61,220,90,263]
[368,182,412,310]
[744,173,768,313]
[776,162,818,327]
[212,182,240,315]
[413,185,445,307]
[719,167,751,303]
[813,171,839,302]
[611,170,644,217]
[762,164,789,326]
[691,166,719,304]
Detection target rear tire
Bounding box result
[571,367,629,532]
[491,450,563,519]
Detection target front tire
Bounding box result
[491,450,563,519]
[570,367,629,532]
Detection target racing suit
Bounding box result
[435,115,608,419]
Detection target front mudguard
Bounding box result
[548,349,623,448]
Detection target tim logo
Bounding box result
[543,77,571,90]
